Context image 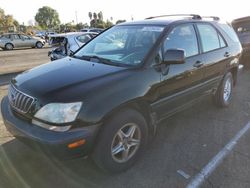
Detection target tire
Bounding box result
[5,43,14,50]
[36,41,43,48]
[214,72,233,107]
[92,108,148,173]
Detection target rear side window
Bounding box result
[164,24,199,57]
[0,35,10,39]
[219,23,240,43]
[11,34,20,40]
[77,35,91,43]
[197,24,224,52]
[218,34,226,47]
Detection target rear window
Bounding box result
[0,34,10,39]
[49,37,65,46]
[81,29,88,32]
[219,23,240,43]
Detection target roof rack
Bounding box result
[145,14,202,20]
[201,16,220,21]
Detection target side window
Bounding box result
[77,35,91,43]
[20,35,29,40]
[164,24,199,57]
[197,24,222,52]
[218,34,226,48]
[219,23,240,43]
[11,34,20,40]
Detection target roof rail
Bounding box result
[145,14,202,20]
[201,16,220,21]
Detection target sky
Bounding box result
[0,0,249,25]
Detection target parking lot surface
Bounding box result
[0,48,50,74]
[0,60,249,188]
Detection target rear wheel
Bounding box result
[92,108,148,173]
[214,72,233,107]
[5,43,14,50]
[36,41,43,48]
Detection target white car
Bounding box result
[48,32,98,61]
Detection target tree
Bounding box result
[0,8,19,32]
[0,8,4,21]
[88,12,92,21]
[93,12,97,20]
[75,22,88,31]
[116,20,126,24]
[35,6,60,29]
[98,11,103,21]
[105,20,113,28]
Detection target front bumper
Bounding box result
[1,96,100,159]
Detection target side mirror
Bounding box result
[163,49,185,65]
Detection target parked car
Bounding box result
[1,14,242,173]
[232,16,250,64]
[80,28,104,33]
[48,32,98,61]
[0,33,45,50]
[35,31,46,39]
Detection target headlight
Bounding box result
[34,102,82,124]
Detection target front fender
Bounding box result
[77,68,160,124]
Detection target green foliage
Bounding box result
[88,12,92,20]
[116,20,126,24]
[59,22,89,32]
[35,6,60,29]
[0,8,4,20]
[0,7,19,33]
[88,11,114,28]
[105,20,113,28]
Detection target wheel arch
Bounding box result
[5,42,14,49]
[98,98,157,141]
[229,66,238,86]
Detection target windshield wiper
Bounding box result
[74,55,130,67]
[74,55,114,65]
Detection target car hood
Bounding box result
[12,57,129,103]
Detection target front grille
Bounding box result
[8,84,35,114]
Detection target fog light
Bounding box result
[67,139,86,149]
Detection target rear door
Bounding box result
[10,34,22,47]
[152,23,205,119]
[196,23,229,90]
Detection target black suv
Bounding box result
[1,14,242,172]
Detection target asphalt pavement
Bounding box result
[0,47,50,74]
[0,50,249,188]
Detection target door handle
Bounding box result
[193,61,203,68]
[224,52,231,57]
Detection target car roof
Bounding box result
[51,32,81,37]
[117,15,220,26]
[2,33,24,35]
[51,32,97,38]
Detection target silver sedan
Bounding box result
[0,33,45,50]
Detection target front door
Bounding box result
[151,23,205,120]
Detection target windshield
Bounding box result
[74,25,164,66]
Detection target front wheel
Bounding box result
[92,109,148,173]
[214,72,233,107]
[36,41,43,48]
